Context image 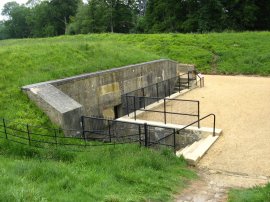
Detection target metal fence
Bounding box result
[0,118,137,150]
[82,116,178,152]
[121,72,193,113]
[0,113,216,154]
[151,114,216,150]
[124,95,200,127]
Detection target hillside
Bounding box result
[0,32,269,201]
[0,32,269,125]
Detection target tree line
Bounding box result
[1,0,270,39]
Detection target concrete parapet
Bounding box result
[25,84,82,135]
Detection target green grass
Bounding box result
[0,32,270,201]
[229,184,270,202]
[0,139,196,201]
[1,32,270,125]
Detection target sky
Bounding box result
[0,0,28,20]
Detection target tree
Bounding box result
[1,2,31,38]
[49,0,82,35]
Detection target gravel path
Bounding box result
[178,75,270,177]
[174,75,270,202]
[139,75,270,201]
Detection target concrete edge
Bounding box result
[117,117,222,136]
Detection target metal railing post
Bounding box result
[81,116,87,146]
[213,114,216,137]
[143,96,146,109]
[2,118,7,139]
[156,83,159,101]
[108,120,112,142]
[168,80,171,96]
[173,129,176,154]
[188,71,190,89]
[26,124,31,146]
[126,95,129,116]
[178,75,181,93]
[164,81,167,97]
[144,123,148,147]
[164,98,167,124]
[133,96,136,120]
[139,125,142,147]
[54,128,58,146]
[198,101,200,128]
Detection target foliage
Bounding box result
[229,183,270,202]
[1,0,270,39]
[1,0,81,38]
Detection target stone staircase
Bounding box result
[176,134,220,166]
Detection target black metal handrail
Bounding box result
[124,72,190,97]
[149,113,216,153]
[125,95,200,128]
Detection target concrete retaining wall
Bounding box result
[22,59,194,133]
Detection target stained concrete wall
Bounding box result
[22,59,194,133]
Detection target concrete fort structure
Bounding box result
[22,59,194,134]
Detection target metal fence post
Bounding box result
[81,116,87,146]
[213,115,216,137]
[26,124,31,146]
[188,71,190,89]
[2,118,7,139]
[54,128,58,146]
[144,123,148,147]
[138,125,142,147]
[108,120,112,142]
[198,101,200,128]
[178,75,181,93]
[126,95,129,117]
[156,83,159,100]
[168,80,171,96]
[164,98,167,124]
[173,129,176,154]
[164,81,167,97]
[133,96,136,120]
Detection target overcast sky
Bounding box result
[0,0,28,20]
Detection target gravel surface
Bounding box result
[139,75,270,201]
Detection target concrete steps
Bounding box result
[176,135,220,166]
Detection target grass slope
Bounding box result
[0,32,270,201]
[0,140,195,201]
[1,32,270,125]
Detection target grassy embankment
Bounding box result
[0,32,270,201]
